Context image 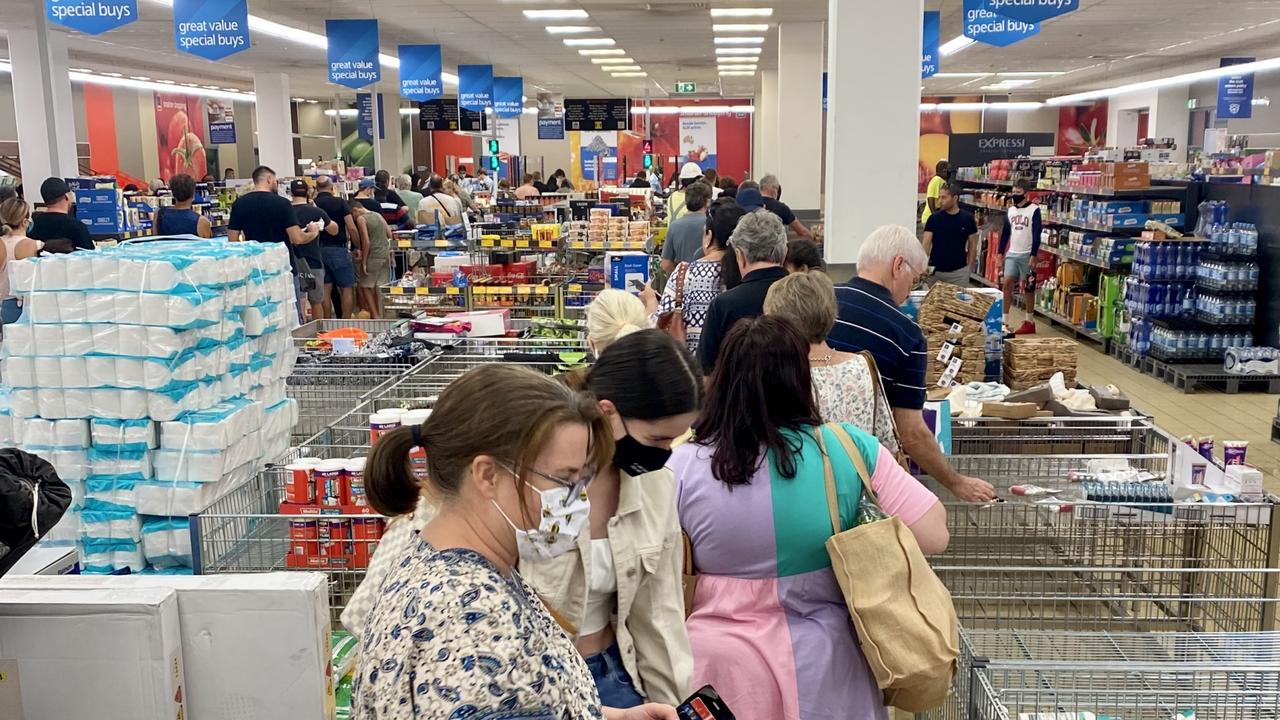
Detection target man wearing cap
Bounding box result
[667,162,706,224]
[288,179,338,319]
[29,178,94,251]
[739,177,813,239]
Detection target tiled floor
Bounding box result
[1033,319,1280,491]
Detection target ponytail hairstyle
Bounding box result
[0,197,29,236]
[365,364,614,518]
[585,289,649,354]
[587,330,702,420]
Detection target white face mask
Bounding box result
[492,483,591,563]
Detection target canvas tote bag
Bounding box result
[814,424,958,712]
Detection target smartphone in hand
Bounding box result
[630,278,647,292]
[677,686,735,720]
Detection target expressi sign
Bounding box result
[979,0,1078,23]
[1218,57,1256,120]
[949,132,1055,168]
[922,11,940,79]
[398,44,443,102]
[173,0,249,61]
[458,65,494,112]
[47,0,137,35]
[326,19,381,89]
[963,0,1039,47]
[493,77,524,118]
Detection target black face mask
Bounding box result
[613,419,673,475]
[1012,194,1028,207]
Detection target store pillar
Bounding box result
[9,12,79,193]
[374,93,403,175]
[754,70,779,180]
[823,0,923,266]
[253,73,296,178]
[776,22,825,212]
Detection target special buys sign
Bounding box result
[398,45,443,102]
[922,11,940,79]
[963,0,1039,47]
[173,0,249,61]
[47,0,137,35]
[979,0,1077,23]
[458,65,494,112]
[326,19,381,89]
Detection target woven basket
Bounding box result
[921,282,997,323]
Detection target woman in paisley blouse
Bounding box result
[353,363,678,720]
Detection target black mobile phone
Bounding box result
[677,685,735,720]
[630,278,647,292]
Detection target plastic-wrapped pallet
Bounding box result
[1,239,300,572]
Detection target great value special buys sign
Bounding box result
[398,44,442,102]
[948,132,1054,168]
[326,19,380,89]
[1218,57,1256,120]
[173,0,249,61]
[922,11,940,79]
[493,77,524,119]
[963,0,1039,47]
[979,0,1077,23]
[458,65,494,112]
[47,0,136,35]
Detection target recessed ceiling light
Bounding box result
[564,38,615,47]
[931,72,990,78]
[710,8,774,17]
[939,36,976,57]
[714,37,764,45]
[605,66,642,72]
[713,23,769,32]
[523,9,589,20]
[291,97,305,102]
[716,47,762,55]
[719,70,756,76]
[545,26,601,34]
[130,75,151,81]
[580,49,625,56]
[612,72,648,77]
[998,71,1066,77]
[592,58,635,64]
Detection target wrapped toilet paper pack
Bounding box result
[43,507,79,545]
[159,396,263,452]
[21,447,88,482]
[91,418,157,450]
[88,448,152,478]
[262,399,299,440]
[80,502,143,541]
[3,344,241,391]
[24,289,232,329]
[250,379,288,408]
[80,536,146,573]
[84,474,140,508]
[141,517,193,569]
[0,319,243,359]
[134,458,259,517]
[21,418,89,448]
[152,430,263,483]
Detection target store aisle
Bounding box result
[1034,321,1280,491]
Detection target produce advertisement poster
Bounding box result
[326,19,380,89]
[573,131,619,186]
[173,0,249,61]
[398,44,442,102]
[1056,101,1108,155]
[46,0,137,35]
[155,93,207,181]
[493,77,524,119]
[918,96,981,192]
[458,65,495,112]
[679,116,717,171]
[206,98,236,145]
[980,0,1077,23]
[962,0,1039,47]
[1218,57,1256,120]
[921,11,940,79]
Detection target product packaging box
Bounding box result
[448,309,511,337]
[1150,214,1185,227]
[0,573,333,720]
[73,188,119,207]
[0,586,187,720]
[1103,213,1149,228]
[605,251,651,293]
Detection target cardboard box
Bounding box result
[0,574,332,720]
[449,309,510,337]
[981,402,1040,419]
[0,586,186,720]
[605,251,651,293]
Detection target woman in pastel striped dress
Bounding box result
[670,316,949,720]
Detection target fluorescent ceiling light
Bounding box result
[713,23,769,32]
[931,72,990,78]
[306,99,319,104]
[920,101,1044,111]
[633,105,754,114]
[720,70,756,76]
[291,97,306,102]
[710,8,774,17]
[612,72,648,77]
[982,79,1037,89]
[564,38,615,47]
[1049,56,1280,105]
[325,109,358,117]
[717,47,762,55]
[718,61,758,68]
[523,9,589,20]
[998,71,1065,77]
[605,66,643,72]
[103,72,124,78]
[592,57,635,64]
[579,49,625,56]
[130,75,151,81]
[157,79,176,84]
[546,26,601,34]
[70,67,93,73]
[939,35,975,57]
[718,58,758,65]
[714,37,764,45]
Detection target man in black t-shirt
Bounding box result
[289,180,339,319]
[922,183,979,287]
[314,177,358,250]
[758,174,813,239]
[374,170,414,230]
[29,178,94,251]
[227,166,314,249]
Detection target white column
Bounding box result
[253,72,295,177]
[753,70,779,180]
[776,22,825,212]
[374,93,404,174]
[823,0,923,265]
[9,15,79,192]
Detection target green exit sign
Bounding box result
[675,81,697,94]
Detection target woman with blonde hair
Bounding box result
[0,197,41,324]
[586,289,651,356]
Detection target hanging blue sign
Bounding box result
[822,72,828,112]
[356,93,375,142]
[398,44,442,102]
[493,77,524,118]
[326,19,380,89]
[979,0,1078,23]
[538,118,565,140]
[47,0,137,35]
[963,0,1039,47]
[922,11,940,79]
[173,0,249,61]
[209,121,236,144]
[458,65,494,112]
[1218,57,1256,120]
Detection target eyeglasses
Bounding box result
[500,462,594,506]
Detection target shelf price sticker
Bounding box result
[516,239,530,249]
[398,240,412,248]
[390,286,405,295]
[445,287,460,295]
[415,287,431,296]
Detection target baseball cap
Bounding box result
[679,162,703,181]
[737,187,766,211]
[289,179,310,197]
[40,177,71,204]
[358,178,377,190]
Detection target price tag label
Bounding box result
[515,285,532,295]
[398,240,412,248]
[415,287,430,296]
[535,285,551,296]
[446,287,460,296]
[390,287,405,295]
[481,238,496,248]
[568,284,583,293]
[516,239,530,249]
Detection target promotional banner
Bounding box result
[1218,57,1256,120]
[577,131,619,184]
[493,77,524,119]
[679,116,718,171]
[919,96,982,192]
[326,19,380,89]
[173,0,249,61]
[398,44,442,102]
[458,65,494,112]
[980,0,1077,23]
[155,93,207,181]
[47,0,136,35]
[356,93,376,142]
[206,98,236,145]
[963,0,1039,47]
[1056,101,1108,154]
[922,11,940,79]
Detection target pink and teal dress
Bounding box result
[670,423,939,720]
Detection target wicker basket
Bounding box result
[921,282,997,323]
[1003,337,1078,389]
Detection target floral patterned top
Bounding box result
[654,259,725,354]
[811,356,901,455]
[353,538,604,720]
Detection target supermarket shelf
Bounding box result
[91,229,150,240]
[959,200,1007,213]
[1045,217,1148,234]
[969,272,1000,289]
[957,178,1015,188]
[1041,184,1184,197]
[565,240,648,252]
[1041,244,1129,271]
[1034,306,1105,346]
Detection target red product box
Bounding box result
[505,261,537,280]
[280,502,323,568]
[319,518,353,568]
[346,506,386,569]
[429,272,455,287]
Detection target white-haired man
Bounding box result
[829,224,996,503]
